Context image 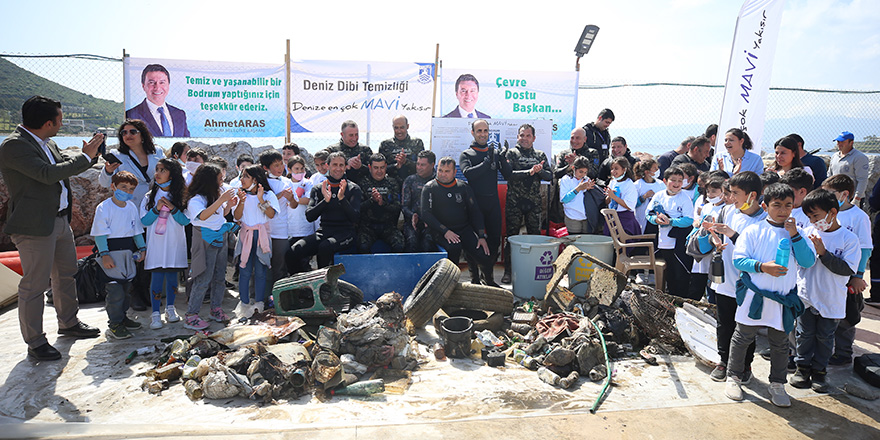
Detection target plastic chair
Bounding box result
[600,208,666,291]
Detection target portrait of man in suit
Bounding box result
[125,64,190,137]
[443,73,491,119]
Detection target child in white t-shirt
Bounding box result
[233,165,280,317]
[791,189,860,393]
[184,164,238,330]
[603,156,640,237]
[559,156,595,234]
[645,166,694,297]
[726,183,816,408]
[140,159,190,330]
[634,159,665,234]
[287,156,315,273]
[91,171,146,340]
[259,150,295,305]
[822,174,873,365]
[689,174,727,301]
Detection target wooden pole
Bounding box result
[285,39,291,144]
[431,44,439,118]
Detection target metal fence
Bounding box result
[2,53,878,158]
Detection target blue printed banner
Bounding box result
[124,57,287,138]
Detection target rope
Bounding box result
[579,82,880,94]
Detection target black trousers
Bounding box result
[475,194,502,262]
[289,228,355,272]
[436,225,492,267]
[716,293,755,368]
[658,246,693,299]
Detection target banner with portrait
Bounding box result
[289,60,436,136]
[123,57,287,138]
[439,68,578,141]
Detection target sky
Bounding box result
[1,0,876,89]
[1,0,877,153]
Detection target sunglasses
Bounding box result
[120,129,140,136]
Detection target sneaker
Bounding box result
[787,356,797,373]
[742,369,753,385]
[828,354,852,366]
[725,376,744,401]
[789,367,812,389]
[501,270,512,284]
[810,370,829,393]
[253,301,264,313]
[768,382,791,407]
[710,364,727,382]
[105,323,133,340]
[209,307,230,323]
[165,305,180,323]
[865,297,880,307]
[183,314,209,331]
[122,317,142,329]
[759,348,771,361]
[149,312,163,330]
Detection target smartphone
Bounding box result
[104,152,122,165]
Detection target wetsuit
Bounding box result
[288,175,362,271]
[459,142,512,262]
[421,178,490,266]
[402,172,435,252]
[358,174,404,253]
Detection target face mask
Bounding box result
[157,180,171,189]
[653,169,661,179]
[738,193,753,212]
[246,182,257,193]
[292,172,306,181]
[837,197,845,207]
[812,212,834,232]
[682,178,690,188]
[185,162,201,174]
[114,189,133,202]
[614,174,626,182]
[707,195,722,205]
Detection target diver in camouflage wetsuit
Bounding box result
[379,115,425,184]
[502,124,552,283]
[357,154,405,253]
[401,150,437,252]
[327,120,373,184]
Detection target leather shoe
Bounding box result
[28,343,61,361]
[58,321,100,338]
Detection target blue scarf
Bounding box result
[735,272,804,333]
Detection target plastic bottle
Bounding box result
[330,379,385,396]
[476,330,503,348]
[775,238,791,268]
[538,367,561,386]
[155,205,170,235]
[182,355,201,380]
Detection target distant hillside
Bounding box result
[0,57,123,134]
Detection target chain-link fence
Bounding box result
[2,53,878,158]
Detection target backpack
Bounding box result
[74,252,107,304]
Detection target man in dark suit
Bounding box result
[0,96,104,361]
[125,64,190,137]
[443,74,491,119]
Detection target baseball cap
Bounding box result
[834,131,854,141]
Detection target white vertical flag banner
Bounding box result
[717,0,786,155]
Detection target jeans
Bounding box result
[105,281,132,325]
[239,231,268,305]
[795,307,838,371]
[187,243,226,316]
[729,323,789,384]
[150,270,178,312]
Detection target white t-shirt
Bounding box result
[238,190,280,228]
[266,176,293,239]
[836,205,873,250]
[645,189,694,249]
[634,178,666,233]
[288,178,315,237]
[609,178,638,213]
[790,206,810,230]
[91,198,144,239]
[559,174,587,220]
[712,207,767,297]
[733,221,815,331]
[186,194,226,230]
[139,189,188,270]
[797,225,860,319]
[692,201,725,274]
